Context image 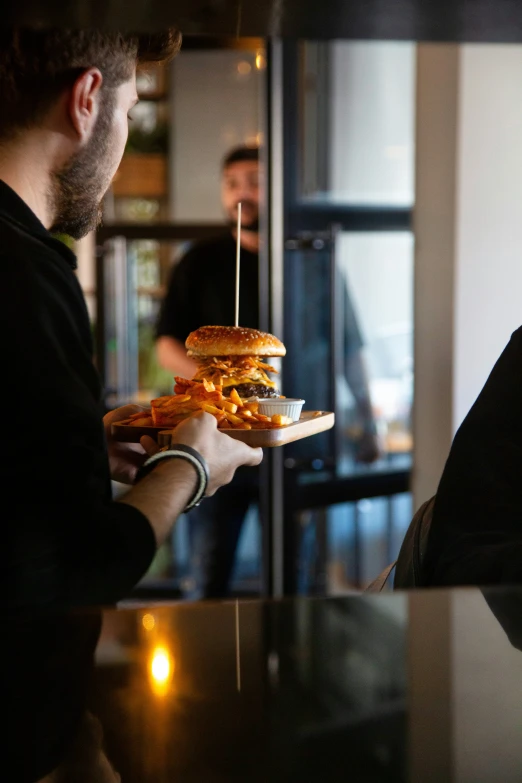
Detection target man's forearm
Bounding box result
[117,458,197,546]
[156,335,197,378]
[346,351,375,425]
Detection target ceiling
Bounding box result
[3,0,522,42]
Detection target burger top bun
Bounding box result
[186,325,286,357]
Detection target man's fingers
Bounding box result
[104,404,150,429]
[238,444,264,467]
[140,435,160,457]
[248,446,264,466]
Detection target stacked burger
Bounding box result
[185,325,285,399]
[147,326,292,431]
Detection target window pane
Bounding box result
[283,244,335,466]
[337,231,414,470]
[283,232,413,479]
[302,41,416,206]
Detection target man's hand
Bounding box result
[355,430,381,464]
[141,412,263,495]
[104,405,150,485]
[118,411,263,547]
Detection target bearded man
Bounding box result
[0,27,262,610]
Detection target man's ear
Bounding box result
[68,68,103,141]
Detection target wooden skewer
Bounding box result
[235,599,241,692]
[235,202,242,327]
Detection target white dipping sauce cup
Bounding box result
[255,398,305,422]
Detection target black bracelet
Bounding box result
[136,444,209,511]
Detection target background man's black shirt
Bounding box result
[156,234,259,342]
[0,180,156,609]
[156,234,260,491]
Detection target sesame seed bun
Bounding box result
[185,325,286,357]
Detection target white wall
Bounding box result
[169,50,263,222]
[453,45,522,429]
[413,44,522,505]
[413,44,460,507]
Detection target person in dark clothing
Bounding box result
[4,611,113,783]
[1,29,262,611]
[424,326,522,587]
[156,146,262,376]
[156,146,380,599]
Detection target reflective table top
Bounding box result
[5,588,522,782]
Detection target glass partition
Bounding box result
[337,231,413,469]
[283,230,413,481]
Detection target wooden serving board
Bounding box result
[112,411,334,448]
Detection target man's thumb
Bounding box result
[140,435,160,457]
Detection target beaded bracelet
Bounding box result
[136,443,209,511]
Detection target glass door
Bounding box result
[273,40,416,592]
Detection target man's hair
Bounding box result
[222,144,260,169]
[0,27,181,141]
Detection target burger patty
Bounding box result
[224,383,280,399]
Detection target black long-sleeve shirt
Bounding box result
[156,234,260,341]
[424,326,522,586]
[0,180,156,610]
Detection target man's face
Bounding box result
[51,74,138,240]
[221,160,261,232]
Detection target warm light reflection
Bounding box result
[255,52,266,70]
[149,645,173,695]
[151,648,170,682]
[142,613,155,631]
[237,60,252,75]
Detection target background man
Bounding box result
[0,28,262,610]
[156,145,261,375]
[156,145,380,599]
[156,145,262,599]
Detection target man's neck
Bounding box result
[0,139,54,228]
[233,228,259,254]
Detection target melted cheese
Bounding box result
[220,376,276,388]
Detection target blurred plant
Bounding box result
[116,198,160,222]
[126,124,169,155]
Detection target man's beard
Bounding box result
[228,199,259,233]
[50,91,116,240]
[238,217,259,232]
